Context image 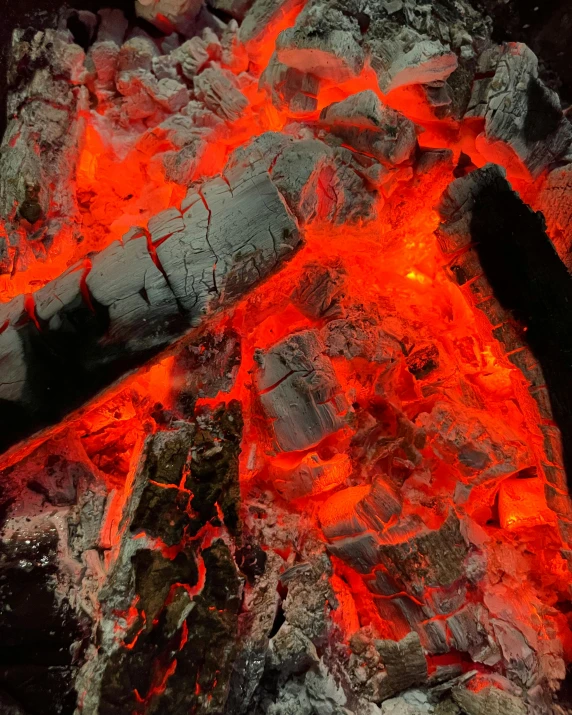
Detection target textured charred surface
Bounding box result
[78,401,244,714]
[2,0,572,713]
[0,161,300,454]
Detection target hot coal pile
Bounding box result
[1,0,572,713]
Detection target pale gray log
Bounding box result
[86,229,180,350]
[34,264,84,326]
[148,207,186,244]
[155,189,214,317]
[226,131,379,224]
[216,161,301,299]
[157,162,300,319]
[0,328,27,403]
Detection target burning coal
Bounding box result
[1,0,572,713]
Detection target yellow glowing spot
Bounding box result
[406,270,428,284]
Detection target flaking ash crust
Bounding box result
[1,0,572,713]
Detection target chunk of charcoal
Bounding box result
[406,344,439,379]
[255,330,347,452]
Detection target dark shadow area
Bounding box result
[478,0,572,109]
[470,178,572,489]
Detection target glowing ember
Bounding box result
[1,0,572,713]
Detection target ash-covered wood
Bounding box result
[452,684,526,715]
[260,52,321,113]
[0,27,87,276]
[271,451,351,501]
[270,0,489,104]
[255,329,347,452]
[465,43,572,177]
[537,162,572,272]
[3,0,572,712]
[376,632,428,701]
[275,3,365,82]
[135,0,204,35]
[319,90,417,166]
[193,65,248,120]
[0,156,300,454]
[227,130,380,224]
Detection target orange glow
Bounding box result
[1,16,571,678]
[319,486,370,534]
[498,477,556,530]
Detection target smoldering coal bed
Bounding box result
[2,0,572,714]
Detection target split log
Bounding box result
[78,403,243,715]
[0,161,301,455]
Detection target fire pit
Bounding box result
[1,1,572,713]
